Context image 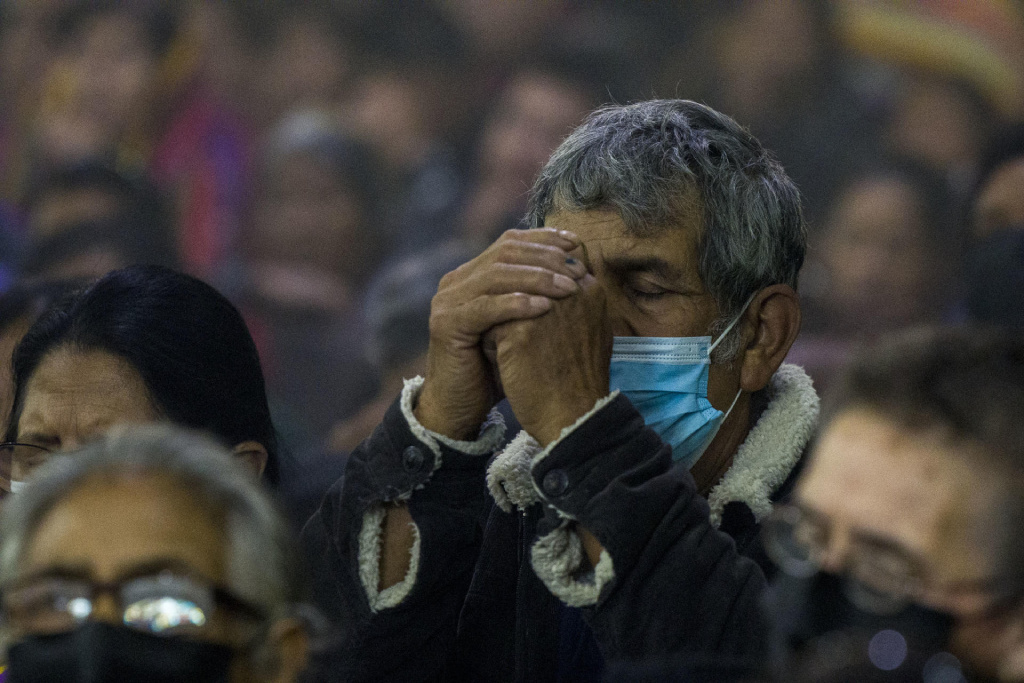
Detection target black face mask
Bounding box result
[7,622,235,683]
[763,571,963,682]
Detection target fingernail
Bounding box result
[529,295,550,308]
[558,230,578,242]
[553,274,577,292]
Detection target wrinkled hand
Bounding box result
[491,275,612,446]
[415,229,588,440]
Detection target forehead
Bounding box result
[797,409,1002,570]
[21,472,227,583]
[18,347,159,443]
[543,208,704,283]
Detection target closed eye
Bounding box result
[624,283,671,301]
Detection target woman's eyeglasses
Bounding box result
[1,570,266,638]
[0,443,53,493]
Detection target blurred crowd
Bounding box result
[0,0,1021,456]
[0,2,1023,682]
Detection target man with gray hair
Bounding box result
[304,99,817,680]
[0,424,310,682]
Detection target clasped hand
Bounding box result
[415,229,611,446]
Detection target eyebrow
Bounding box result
[849,530,928,568]
[14,432,61,448]
[115,558,215,584]
[15,558,214,587]
[15,564,93,586]
[600,254,686,282]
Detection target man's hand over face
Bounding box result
[491,274,612,446]
[416,229,587,440]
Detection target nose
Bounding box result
[89,592,121,625]
[816,530,852,575]
[59,434,83,453]
[604,293,639,337]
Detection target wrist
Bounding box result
[414,381,488,441]
[526,394,607,447]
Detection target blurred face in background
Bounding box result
[443,0,564,61]
[796,408,1024,680]
[714,0,822,123]
[0,0,65,105]
[477,72,590,195]
[263,15,351,124]
[345,69,432,174]
[29,184,122,239]
[7,471,305,682]
[820,176,939,334]
[885,77,987,177]
[974,157,1024,237]
[462,72,590,243]
[252,152,365,279]
[39,11,160,164]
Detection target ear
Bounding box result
[232,440,268,478]
[266,617,309,683]
[738,284,801,393]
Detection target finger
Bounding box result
[499,227,579,250]
[452,293,552,335]
[472,263,580,298]
[491,240,588,279]
[565,244,591,277]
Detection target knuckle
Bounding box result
[502,228,529,241]
[438,270,456,288]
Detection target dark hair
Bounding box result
[826,158,958,246]
[5,266,280,486]
[823,327,1024,456]
[52,0,178,58]
[22,162,179,272]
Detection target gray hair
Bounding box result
[527,100,806,360]
[0,424,305,622]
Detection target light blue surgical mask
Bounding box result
[608,302,750,469]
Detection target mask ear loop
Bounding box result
[708,291,758,424]
[708,291,759,354]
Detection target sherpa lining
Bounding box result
[358,505,422,612]
[531,524,616,607]
[487,430,542,513]
[400,376,507,467]
[486,391,620,514]
[706,363,819,526]
[484,393,621,606]
[357,378,506,611]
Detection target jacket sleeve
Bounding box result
[525,392,767,660]
[301,378,504,682]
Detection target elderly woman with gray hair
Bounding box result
[0,424,310,682]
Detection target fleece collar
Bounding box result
[706,363,818,526]
[486,364,819,527]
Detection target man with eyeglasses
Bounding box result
[0,424,310,683]
[764,327,1024,682]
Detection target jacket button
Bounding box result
[402,445,426,473]
[542,469,569,497]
